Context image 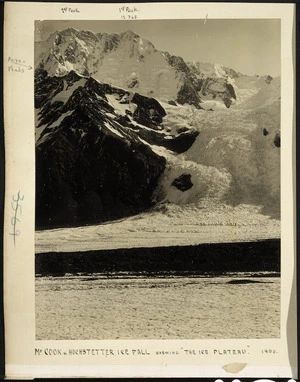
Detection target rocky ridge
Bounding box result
[35,69,199,228]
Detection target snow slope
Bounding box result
[35,202,279,253]
[35,29,193,105]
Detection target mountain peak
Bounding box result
[120,30,139,39]
[59,27,79,36]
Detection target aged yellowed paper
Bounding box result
[4,1,296,379]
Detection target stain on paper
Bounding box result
[222,363,247,373]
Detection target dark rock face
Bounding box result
[172,174,193,191]
[177,82,203,108]
[161,52,203,107]
[136,127,199,154]
[36,123,167,228]
[227,279,265,284]
[265,75,273,84]
[164,52,191,73]
[34,68,64,108]
[223,83,237,108]
[199,77,237,108]
[274,133,280,148]
[186,63,239,108]
[224,67,241,78]
[177,126,189,134]
[127,78,139,88]
[102,33,120,53]
[163,130,199,153]
[35,71,167,229]
[132,93,166,129]
[263,128,269,136]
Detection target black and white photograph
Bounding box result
[3,1,297,378]
[33,18,282,341]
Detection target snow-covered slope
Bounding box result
[189,61,241,79]
[35,28,201,106]
[188,61,280,110]
[233,76,280,109]
[158,102,280,218]
[35,203,279,253]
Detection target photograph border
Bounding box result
[3,0,297,379]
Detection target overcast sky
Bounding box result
[35,19,281,77]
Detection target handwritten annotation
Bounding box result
[61,7,80,13]
[8,57,32,73]
[9,191,24,245]
[34,345,279,358]
[119,6,139,20]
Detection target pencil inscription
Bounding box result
[7,57,32,73]
[61,7,80,13]
[9,191,24,245]
[119,5,139,20]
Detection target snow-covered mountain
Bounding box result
[187,61,280,110]
[35,28,280,110]
[35,27,280,247]
[35,28,201,107]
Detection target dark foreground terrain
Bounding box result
[36,239,280,276]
